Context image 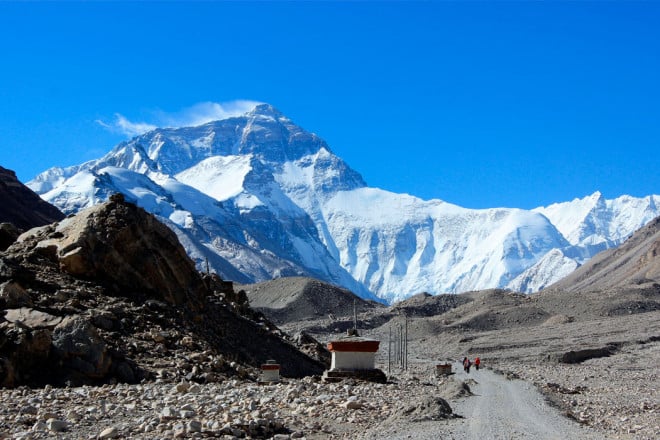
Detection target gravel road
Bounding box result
[362,362,606,440]
[451,364,607,439]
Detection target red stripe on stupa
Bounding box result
[327,340,380,352]
[261,364,280,370]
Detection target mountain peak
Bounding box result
[588,190,604,201]
[248,103,284,119]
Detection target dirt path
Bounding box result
[362,362,607,440]
[451,363,608,439]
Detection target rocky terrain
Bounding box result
[0,194,326,388]
[1,295,656,439]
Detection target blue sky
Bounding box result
[0,2,658,209]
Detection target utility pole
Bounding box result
[388,326,391,373]
[404,314,408,370]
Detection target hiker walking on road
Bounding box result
[474,356,481,371]
[463,357,471,373]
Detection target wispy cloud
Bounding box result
[96,100,262,137]
[159,100,263,127]
[96,114,158,137]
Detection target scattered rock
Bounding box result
[98,426,119,439]
[46,418,68,432]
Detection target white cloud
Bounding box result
[97,100,263,138]
[115,114,158,137]
[159,100,263,127]
[96,114,158,137]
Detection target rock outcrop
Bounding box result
[28,193,208,311]
[0,196,325,387]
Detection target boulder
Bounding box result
[30,195,207,310]
[52,316,111,379]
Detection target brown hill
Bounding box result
[241,276,384,325]
[547,215,660,292]
[0,195,324,387]
[0,166,64,232]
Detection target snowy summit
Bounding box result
[29,104,660,303]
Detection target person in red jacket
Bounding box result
[474,356,481,371]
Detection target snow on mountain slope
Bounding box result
[27,104,660,303]
[319,188,571,302]
[175,155,253,202]
[534,192,660,258]
[29,105,378,301]
[507,249,580,293]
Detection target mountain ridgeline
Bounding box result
[27,104,660,303]
[0,166,64,230]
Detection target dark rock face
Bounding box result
[0,166,64,233]
[52,316,112,379]
[0,223,21,252]
[0,196,325,388]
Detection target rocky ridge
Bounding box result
[0,166,64,251]
[241,277,384,326]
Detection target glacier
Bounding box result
[27,104,660,303]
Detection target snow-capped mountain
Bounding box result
[27,104,660,303]
[533,192,659,255]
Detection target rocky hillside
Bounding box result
[0,194,325,388]
[0,166,64,232]
[241,277,384,325]
[547,215,660,292]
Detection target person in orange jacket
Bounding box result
[474,356,481,370]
